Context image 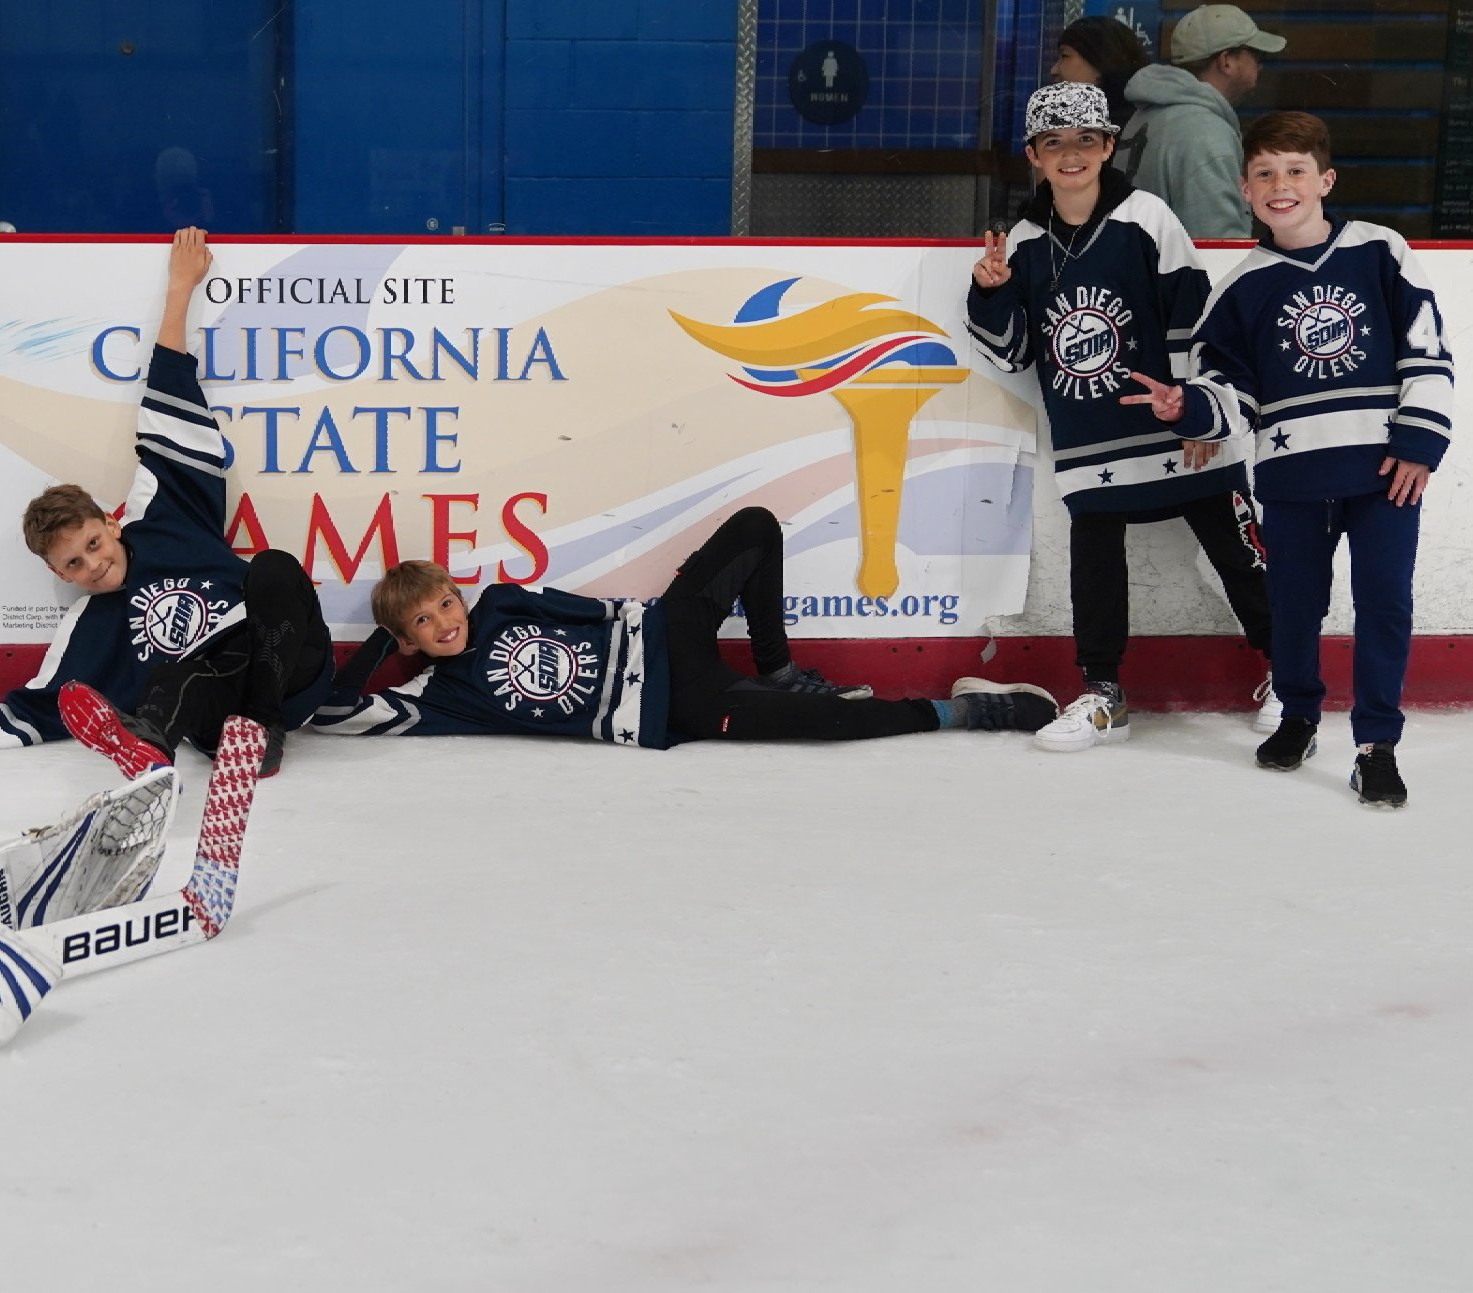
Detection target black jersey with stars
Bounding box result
[966,168,1249,516]
[1,346,251,748]
[1179,220,1453,502]
[312,585,672,749]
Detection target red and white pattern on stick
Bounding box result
[182,716,267,938]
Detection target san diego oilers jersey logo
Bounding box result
[127,578,232,663]
[485,623,602,717]
[1041,286,1136,400]
[1275,284,1369,378]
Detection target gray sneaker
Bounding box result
[758,662,873,700]
[950,677,1059,732]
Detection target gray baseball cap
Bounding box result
[1170,4,1286,64]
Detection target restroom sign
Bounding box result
[788,40,868,126]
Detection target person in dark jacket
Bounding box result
[1051,15,1150,130]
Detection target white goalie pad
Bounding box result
[0,767,180,931]
[0,934,61,1046]
[0,715,265,1049]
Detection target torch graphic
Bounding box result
[670,277,967,599]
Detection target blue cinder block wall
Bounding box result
[501,0,737,235]
[0,0,737,237]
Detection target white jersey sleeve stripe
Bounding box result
[120,465,161,526]
[0,703,42,746]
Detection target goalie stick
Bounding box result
[0,715,267,1046]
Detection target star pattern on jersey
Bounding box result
[200,581,213,590]
[628,624,641,637]
[1098,468,1114,484]
[1126,338,1139,351]
[1279,339,1291,351]
[626,671,641,686]
[620,728,636,743]
[1270,430,1291,451]
[552,628,567,637]
[1362,324,1372,337]
[531,707,544,717]
[1162,459,1178,474]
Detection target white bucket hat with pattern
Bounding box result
[1023,82,1120,142]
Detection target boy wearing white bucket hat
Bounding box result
[967,82,1274,751]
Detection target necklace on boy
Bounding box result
[1048,212,1085,293]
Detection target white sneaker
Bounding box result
[1035,684,1130,752]
[1252,673,1282,734]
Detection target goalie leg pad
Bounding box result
[0,768,179,929]
[0,932,61,1046]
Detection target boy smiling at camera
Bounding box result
[313,508,1060,748]
[1126,111,1453,807]
[967,81,1273,754]
[2,229,334,778]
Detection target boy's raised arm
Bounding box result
[157,226,212,356]
[129,228,232,537]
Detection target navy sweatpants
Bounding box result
[1260,492,1420,745]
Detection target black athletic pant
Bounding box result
[135,549,331,754]
[1070,489,1272,682]
[662,507,938,741]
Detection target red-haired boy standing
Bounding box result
[1128,112,1453,807]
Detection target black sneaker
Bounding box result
[1256,717,1317,771]
[1351,741,1407,808]
[951,678,1059,733]
[758,662,873,700]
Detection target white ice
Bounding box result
[2,711,1470,1292]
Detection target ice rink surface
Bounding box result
[2,708,1470,1292]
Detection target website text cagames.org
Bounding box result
[734,592,962,628]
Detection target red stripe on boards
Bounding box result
[1,637,1469,713]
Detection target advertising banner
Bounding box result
[0,241,1037,643]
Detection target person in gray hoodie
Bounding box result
[1112,4,1285,237]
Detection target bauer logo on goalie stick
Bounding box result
[59,904,196,966]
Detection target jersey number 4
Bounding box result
[1406,301,1444,356]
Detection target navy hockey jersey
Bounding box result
[1,346,251,748]
[967,170,1249,515]
[312,584,672,748]
[1179,220,1454,502]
